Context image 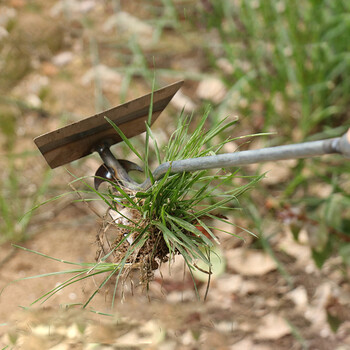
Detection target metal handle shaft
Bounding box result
[95,129,349,191]
[139,129,350,190]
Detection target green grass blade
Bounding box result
[104,117,142,160]
[167,214,213,247]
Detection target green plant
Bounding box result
[200,0,350,136]
[0,95,53,244]
[14,108,262,306]
[193,0,350,271]
[0,141,52,243]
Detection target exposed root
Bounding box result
[95,190,171,289]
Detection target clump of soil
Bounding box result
[95,190,170,286]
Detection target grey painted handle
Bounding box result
[139,129,350,190]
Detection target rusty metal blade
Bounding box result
[34,81,184,168]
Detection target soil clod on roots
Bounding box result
[96,189,171,288]
[87,112,261,301]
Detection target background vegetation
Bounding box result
[0,0,349,348]
[2,0,349,270]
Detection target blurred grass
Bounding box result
[188,0,350,269]
[0,107,52,242]
[0,152,52,243]
[199,0,350,137]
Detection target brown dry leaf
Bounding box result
[196,77,227,103]
[230,338,271,350]
[287,285,308,310]
[86,322,132,344]
[226,249,277,276]
[115,320,165,347]
[170,90,196,112]
[50,0,97,17]
[305,282,334,333]
[215,274,259,296]
[9,0,25,8]
[52,51,74,67]
[41,62,58,77]
[254,314,291,340]
[215,274,243,294]
[257,159,297,185]
[217,58,234,74]
[103,11,153,45]
[278,228,312,266]
[81,64,122,94]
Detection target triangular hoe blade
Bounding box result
[34,81,184,169]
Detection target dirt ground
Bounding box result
[1,200,350,349]
[1,1,350,349]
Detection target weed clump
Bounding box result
[91,110,262,297]
[14,109,261,306]
[96,194,170,284]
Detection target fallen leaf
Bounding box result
[170,90,196,112]
[215,274,259,295]
[278,228,312,266]
[305,282,333,330]
[215,274,243,294]
[196,78,227,103]
[254,314,291,340]
[81,64,122,93]
[41,62,58,76]
[226,249,277,276]
[257,159,297,185]
[103,12,153,44]
[52,51,74,67]
[230,338,271,350]
[49,344,70,350]
[50,0,97,17]
[0,27,8,40]
[115,320,165,346]
[287,286,308,310]
[214,320,237,333]
[217,58,234,74]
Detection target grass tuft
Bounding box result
[13,108,262,305]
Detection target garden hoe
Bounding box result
[34,81,350,193]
